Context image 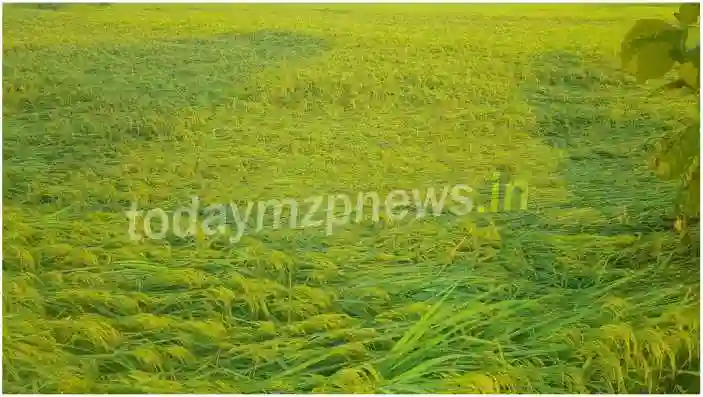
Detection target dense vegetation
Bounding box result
[3,4,699,393]
[620,3,700,237]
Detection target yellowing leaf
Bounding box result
[674,217,685,234]
[653,158,672,179]
[679,157,700,217]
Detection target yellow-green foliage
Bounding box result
[620,3,700,230]
[3,3,699,393]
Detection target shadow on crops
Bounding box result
[506,51,678,236]
[451,56,698,395]
[468,51,690,296]
[3,31,328,200]
[9,4,68,11]
[4,30,327,117]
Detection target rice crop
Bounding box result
[2,3,700,393]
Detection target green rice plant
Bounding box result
[2,3,699,394]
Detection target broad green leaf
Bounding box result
[678,61,699,89]
[684,45,700,67]
[685,26,700,50]
[675,3,700,25]
[621,19,681,67]
[625,41,676,82]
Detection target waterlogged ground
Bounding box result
[3,4,700,393]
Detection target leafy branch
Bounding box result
[620,3,700,235]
